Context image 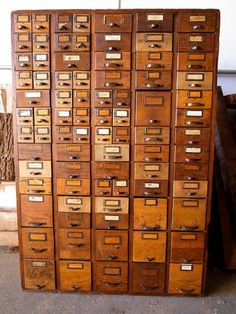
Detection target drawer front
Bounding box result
[58,229,91,260]
[136,52,172,70]
[170,232,205,263]
[33,53,50,71]
[135,127,170,145]
[113,127,130,144]
[95,71,130,90]
[95,127,112,144]
[94,90,112,107]
[95,162,129,179]
[72,34,90,51]
[16,71,33,90]
[58,212,90,229]
[133,198,167,231]
[95,144,129,162]
[174,145,209,163]
[73,108,90,126]
[137,12,173,32]
[135,70,172,90]
[175,127,211,145]
[176,90,212,109]
[74,90,90,107]
[55,144,90,161]
[54,126,73,143]
[33,71,50,90]
[94,262,128,293]
[95,52,131,70]
[95,14,132,32]
[113,109,130,126]
[95,33,131,52]
[20,194,53,228]
[19,160,51,178]
[14,33,32,52]
[177,12,216,32]
[94,90,131,108]
[56,178,90,195]
[95,197,129,214]
[178,33,215,52]
[172,198,207,231]
[175,109,211,127]
[134,145,169,163]
[173,180,208,198]
[132,231,166,262]
[23,259,55,291]
[19,178,51,194]
[55,34,90,52]
[16,108,33,126]
[54,72,73,89]
[95,230,128,261]
[113,90,131,107]
[174,163,209,181]
[136,33,172,51]
[135,163,169,180]
[131,263,165,294]
[177,53,214,71]
[54,14,73,32]
[32,14,50,33]
[54,108,72,125]
[55,33,72,51]
[73,127,90,143]
[58,196,91,213]
[176,72,213,90]
[59,261,91,292]
[17,126,34,143]
[16,90,50,107]
[95,179,129,197]
[135,91,171,126]
[168,263,203,295]
[14,14,31,33]
[95,108,112,126]
[134,180,168,197]
[95,213,129,230]
[15,53,32,71]
[73,71,90,90]
[33,34,50,52]
[34,108,51,125]
[54,162,90,179]
[18,143,51,160]
[53,52,90,71]
[34,126,51,143]
[73,14,90,32]
[21,227,54,259]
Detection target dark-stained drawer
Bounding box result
[94,90,131,108]
[134,144,169,163]
[94,262,128,293]
[14,14,31,33]
[177,12,217,32]
[175,127,211,145]
[175,109,211,127]
[73,108,90,126]
[177,53,214,71]
[95,179,129,197]
[176,90,212,109]
[133,198,167,231]
[55,33,90,52]
[58,229,91,260]
[95,108,112,126]
[21,227,54,259]
[74,90,90,107]
[132,231,166,262]
[20,194,53,228]
[174,163,209,181]
[137,12,173,32]
[54,144,90,161]
[33,33,50,52]
[136,52,172,71]
[134,163,169,180]
[176,72,213,90]
[95,71,130,90]
[56,178,90,195]
[174,145,209,163]
[23,259,55,291]
[170,232,205,263]
[95,230,128,261]
[136,33,172,52]
[135,91,171,126]
[53,52,90,71]
[135,127,170,145]
[73,71,90,90]
[58,212,90,229]
[135,70,172,90]
[54,161,90,178]
[94,33,131,52]
[173,180,208,198]
[59,260,91,292]
[18,143,51,160]
[54,126,72,143]
[113,127,130,144]
[16,90,50,107]
[94,162,129,179]
[73,14,90,32]
[95,213,129,230]
[19,178,52,194]
[134,180,168,197]
[14,33,32,52]
[53,14,73,32]
[95,52,131,70]
[171,198,207,231]
[95,14,132,32]
[32,14,50,33]
[178,33,215,52]
[54,72,73,89]
[95,144,129,162]
[131,263,165,295]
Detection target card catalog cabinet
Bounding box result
[12,9,220,295]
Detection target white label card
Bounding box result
[185,129,201,136]
[187,74,203,81]
[98,91,110,98]
[105,215,120,221]
[106,53,121,60]
[98,128,110,135]
[27,162,43,169]
[76,128,88,135]
[185,147,201,153]
[58,110,70,117]
[64,55,80,61]
[28,196,43,202]
[19,55,30,62]
[36,73,47,80]
[105,146,120,153]
[66,198,82,205]
[105,35,121,41]
[186,110,203,117]
[19,110,31,117]
[115,181,127,187]
[25,91,41,98]
[147,14,164,21]
[35,54,47,61]
[115,110,128,117]
[145,182,160,188]
[180,264,193,271]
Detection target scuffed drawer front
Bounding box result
[95,71,131,90]
[177,12,216,32]
[56,178,90,195]
[94,162,129,179]
[95,14,132,32]
[18,143,51,160]
[177,53,214,71]
[135,127,170,145]
[19,160,51,178]
[135,70,172,90]
[95,52,131,70]
[136,33,172,52]
[137,12,173,32]
[95,144,129,162]
[176,72,213,90]
[16,90,50,107]
[134,145,170,163]
[55,144,90,161]
[178,33,215,52]
[136,52,172,71]
[95,33,131,52]
[173,180,208,198]
[134,180,168,197]
[53,53,90,71]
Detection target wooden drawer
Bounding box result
[95,197,129,214]
[134,163,169,180]
[54,126,72,143]
[135,127,170,145]
[95,71,130,90]
[95,179,129,197]
[73,127,90,143]
[16,90,50,107]
[23,259,55,291]
[131,263,165,294]
[133,198,167,231]
[174,145,209,163]
[113,90,131,107]
[135,70,172,90]
[95,33,131,52]
[174,163,209,181]
[175,109,211,127]
[95,108,112,126]
[34,126,51,143]
[135,91,171,126]
[53,52,90,71]
[176,72,213,90]
[17,126,34,143]
[178,33,215,52]
[58,212,90,229]
[132,231,166,262]
[20,194,53,228]
[172,198,207,231]
[95,52,131,70]
[113,109,130,126]
[54,162,90,179]
[55,34,90,52]
[95,230,128,261]
[53,14,73,32]
[177,53,214,71]
[55,144,90,161]
[73,14,90,32]
[32,14,50,33]
[73,108,90,126]
[16,108,33,126]
[21,227,54,259]
[136,33,172,52]
[95,14,132,32]
[14,33,32,52]
[58,229,91,260]
[54,108,72,125]
[56,178,90,196]
[95,127,112,144]
[72,34,90,51]
[95,144,129,162]
[136,52,172,70]
[54,33,72,51]
[58,196,91,213]
[173,180,208,198]
[18,143,51,160]
[19,178,51,194]
[137,12,173,32]
[14,14,31,33]
[19,160,51,178]
[175,127,211,145]
[54,72,73,89]
[177,12,217,32]
[73,71,90,90]
[34,107,51,125]
[95,213,128,230]
[16,71,32,90]
[33,53,50,71]
[176,90,212,109]
[113,127,130,144]
[74,90,90,107]
[94,91,112,108]
[94,90,131,108]
[134,180,168,197]
[59,260,91,292]
[94,262,128,293]
[170,232,205,263]
[168,263,203,295]
[33,33,50,52]
[15,53,32,71]
[95,162,129,179]
[33,71,50,90]
[134,145,169,163]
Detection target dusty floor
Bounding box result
[0,254,236,314]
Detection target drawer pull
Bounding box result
[35,63,46,67]
[18,25,28,30]
[76,82,88,86]
[69,191,79,194]
[104,155,122,160]
[27,100,38,104]
[70,223,81,227]
[59,45,70,50]
[189,83,201,88]
[19,45,29,49]
[75,137,87,141]
[106,176,117,180]
[59,25,69,30]
[19,83,30,87]
[185,121,204,125]
[144,137,162,142]
[35,284,46,290]
[35,25,45,30]
[144,257,155,262]
[36,45,46,49]
[186,102,204,107]
[29,172,42,176]
[144,192,159,196]
[20,137,32,140]
[58,82,70,86]
[29,222,46,226]
[21,119,31,123]
[187,141,199,145]
[192,24,203,30]
[180,225,199,231]
[76,24,87,29]
[68,63,77,68]
[19,63,29,67]
[99,191,109,195]
[37,137,49,140]
[149,44,161,48]
[183,258,193,263]
[177,288,195,294]
[141,224,161,231]
[185,157,202,162]
[145,84,163,88]
[59,101,70,104]
[58,137,71,141]
[116,102,127,106]
[31,248,48,253]
[187,64,203,69]
[76,43,86,49]
[116,119,127,123]
[107,46,119,52]
[38,119,49,123]
[103,281,120,287]
[146,64,163,69]
[72,286,81,291]
[104,207,121,212]
[104,63,122,67]
[116,191,126,195]
[36,82,47,86]
[59,120,70,123]
[30,157,40,161]
[140,284,159,290]
[99,119,109,124]
[76,120,87,123]
[107,225,118,230]
[114,139,127,143]
[27,189,45,193]
[69,156,79,160]
[98,138,109,142]
[104,82,122,87]
[68,207,81,211]
[107,22,119,28]
[107,255,118,260]
[185,192,197,196]
[99,101,110,105]
[191,46,201,51]
[150,23,159,29]
[184,176,197,180]
[68,175,80,179]
[148,119,160,124]
[77,98,86,103]
[146,174,158,178]
[144,157,162,162]
[68,242,85,248]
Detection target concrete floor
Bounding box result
[0,254,236,314]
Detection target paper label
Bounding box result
[186,110,203,117]
[25,91,41,98]
[115,180,127,187]
[76,15,88,23]
[145,182,160,188]
[32,261,47,267]
[18,55,30,62]
[106,53,121,60]
[187,73,203,81]
[105,146,120,153]
[98,91,110,98]
[147,14,164,21]
[64,55,80,61]
[58,110,70,117]
[114,110,128,117]
[36,73,48,80]
[190,35,203,42]
[66,198,82,205]
[190,16,206,22]
[185,129,201,136]
[97,128,110,135]
[19,110,31,117]
[35,54,47,61]
[76,128,88,135]
[76,73,88,79]
[185,147,201,153]
[105,35,121,41]
[27,162,43,169]
[105,215,120,221]
[180,264,193,271]
[28,196,43,202]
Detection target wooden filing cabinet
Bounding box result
[12,9,220,295]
